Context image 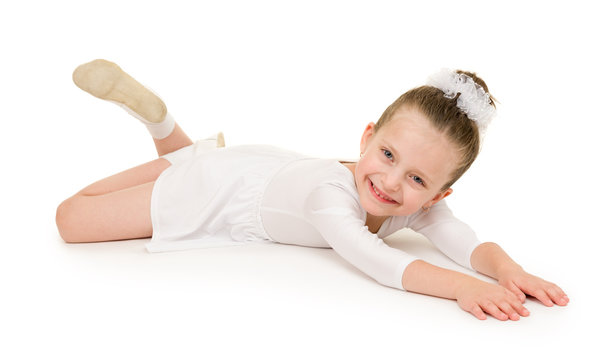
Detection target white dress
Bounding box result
[147,140,481,291]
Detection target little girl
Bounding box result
[56,59,569,321]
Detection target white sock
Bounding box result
[114,102,176,139]
[145,112,176,139]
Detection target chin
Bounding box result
[361,201,401,217]
[362,201,417,217]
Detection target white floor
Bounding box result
[3,223,595,359]
[2,1,599,359]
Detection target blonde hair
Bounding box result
[374,71,496,191]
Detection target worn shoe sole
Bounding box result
[73,59,167,123]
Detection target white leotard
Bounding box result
[261,157,480,290]
[148,142,481,291]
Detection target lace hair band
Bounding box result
[426,69,496,132]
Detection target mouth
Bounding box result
[368,179,398,204]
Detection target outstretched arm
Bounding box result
[401,259,529,321]
[307,186,527,321]
[406,202,568,315]
[470,242,570,307]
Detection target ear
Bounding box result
[424,188,453,208]
[360,122,377,155]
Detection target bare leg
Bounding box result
[59,60,225,243]
[56,158,171,243]
[57,182,155,243]
[152,122,193,157]
[76,158,171,196]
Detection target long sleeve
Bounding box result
[304,183,419,290]
[407,200,480,270]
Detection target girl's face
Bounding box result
[353,107,459,217]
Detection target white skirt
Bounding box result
[146,141,305,252]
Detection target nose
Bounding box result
[382,169,403,195]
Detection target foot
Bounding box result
[73,59,167,123]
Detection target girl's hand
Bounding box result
[497,266,570,307]
[455,278,530,321]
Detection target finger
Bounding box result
[505,293,530,317]
[470,304,487,320]
[546,285,570,306]
[514,302,530,317]
[481,301,508,321]
[506,281,527,303]
[531,288,554,307]
[497,302,520,321]
[558,294,570,306]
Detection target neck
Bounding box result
[341,161,356,175]
[366,213,388,234]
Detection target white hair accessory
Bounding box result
[427,69,496,132]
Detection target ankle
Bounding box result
[145,112,176,139]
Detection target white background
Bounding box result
[1,0,598,359]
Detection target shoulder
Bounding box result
[302,160,365,219]
[308,159,358,197]
[303,158,355,180]
[289,158,357,194]
[406,199,464,230]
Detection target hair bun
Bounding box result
[427,69,496,132]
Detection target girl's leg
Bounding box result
[59,59,224,243]
[57,182,154,243]
[152,122,193,157]
[152,126,224,157]
[76,158,171,196]
[56,158,171,243]
[73,59,195,156]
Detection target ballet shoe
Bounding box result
[72,59,167,123]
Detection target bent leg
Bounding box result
[73,59,195,156]
[77,158,171,196]
[57,158,171,243]
[152,122,193,157]
[57,182,155,243]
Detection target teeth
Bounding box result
[371,181,393,201]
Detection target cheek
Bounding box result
[354,159,370,180]
[357,154,382,173]
[355,162,377,196]
[401,190,429,210]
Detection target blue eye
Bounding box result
[382,149,393,160]
[412,175,424,186]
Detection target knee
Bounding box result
[56,197,84,243]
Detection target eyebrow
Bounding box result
[384,140,434,186]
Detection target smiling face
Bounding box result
[352,106,460,217]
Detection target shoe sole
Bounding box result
[72,59,167,123]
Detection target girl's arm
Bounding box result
[408,202,569,309]
[305,184,419,290]
[306,186,526,320]
[407,200,481,270]
[470,242,569,307]
[305,183,566,320]
[401,259,529,321]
